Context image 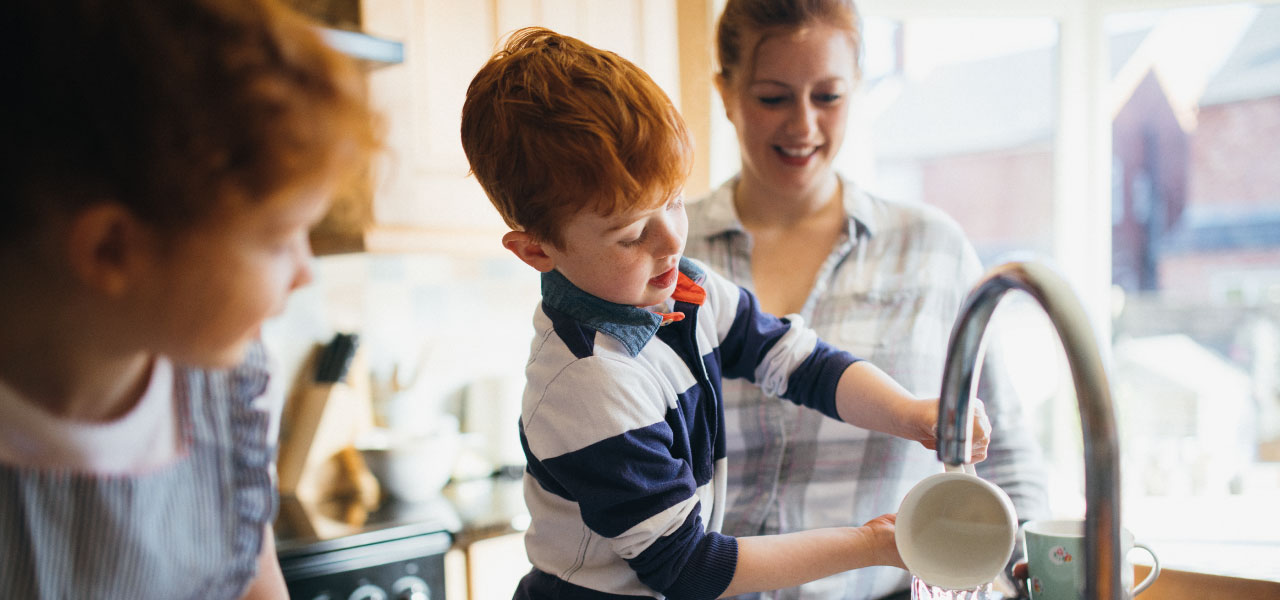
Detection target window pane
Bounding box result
[845,16,1059,263]
[847,14,1083,519]
[1108,3,1280,579]
[846,14,1089,518]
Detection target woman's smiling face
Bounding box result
[719,23,857,197]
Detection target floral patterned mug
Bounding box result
[1022,519,1160,600]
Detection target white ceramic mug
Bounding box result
[896,463,1019,591]
[1022,519,1160,600]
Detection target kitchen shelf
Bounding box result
[310,225,508,258]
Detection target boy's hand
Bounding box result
[909,398,992,462]
[834,363,989,461]
[861,513,905,570]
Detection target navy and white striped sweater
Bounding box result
[515,257,860,600]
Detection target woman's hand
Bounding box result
[910,397,991,462]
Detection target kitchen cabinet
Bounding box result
[443,474,532,600]
[310,0,717,255]
[463,532,529,600]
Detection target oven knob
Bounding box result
[392,575,430,600]
[347,583,387,600]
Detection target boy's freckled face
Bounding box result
[137,186,331,368]
[545,196,688,307]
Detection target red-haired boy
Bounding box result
[460,27,990,600]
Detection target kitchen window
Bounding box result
[709,0,1280,582]
[1105,1,1280,580]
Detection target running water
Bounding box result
[911,576,1000,600]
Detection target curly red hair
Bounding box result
[460,27,693,249]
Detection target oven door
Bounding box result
[279,529,451,600]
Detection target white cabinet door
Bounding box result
[354,0,704,254]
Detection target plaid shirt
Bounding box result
[685,175,1050,600]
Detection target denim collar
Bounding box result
[540,257,706,357]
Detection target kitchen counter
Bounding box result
[275,470,530,600]
[1134,565,1280,599]
[440,470,529,549]
[274,470,527,549]
[279,474,1280,600]
[441,471,532,600]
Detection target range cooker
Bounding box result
[275,495,460,600]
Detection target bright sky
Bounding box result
[1117,5,1259,112]
[863,4,1260,95]
[862,16,1059,80]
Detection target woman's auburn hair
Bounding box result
[3,0,382,237]
[460,27,693,249]
[716,0,863,85]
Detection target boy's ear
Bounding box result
[65,203,154,297]
[501,230,556,273]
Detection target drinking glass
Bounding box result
[911,576,1001,600]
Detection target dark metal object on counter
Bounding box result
[936,261,1122,600]
[315,332,360,384]
[277,495,460,600]
[279,529,447,600]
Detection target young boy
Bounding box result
[460,27,990,599]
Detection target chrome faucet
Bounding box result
[936,261,1122,599]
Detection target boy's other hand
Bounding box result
[966,398,991,461]
[910,398,992,463]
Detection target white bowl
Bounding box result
[360,427,460,501]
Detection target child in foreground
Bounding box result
[460,27,991,600]
[0,0,379,597]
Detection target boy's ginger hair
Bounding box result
[461,27,693,249]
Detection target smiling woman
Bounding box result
[685,3,1052,599]
[688,0,1280,590]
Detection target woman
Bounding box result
[684,1,1050,598]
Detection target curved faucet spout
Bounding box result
[937,261,1122,599]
